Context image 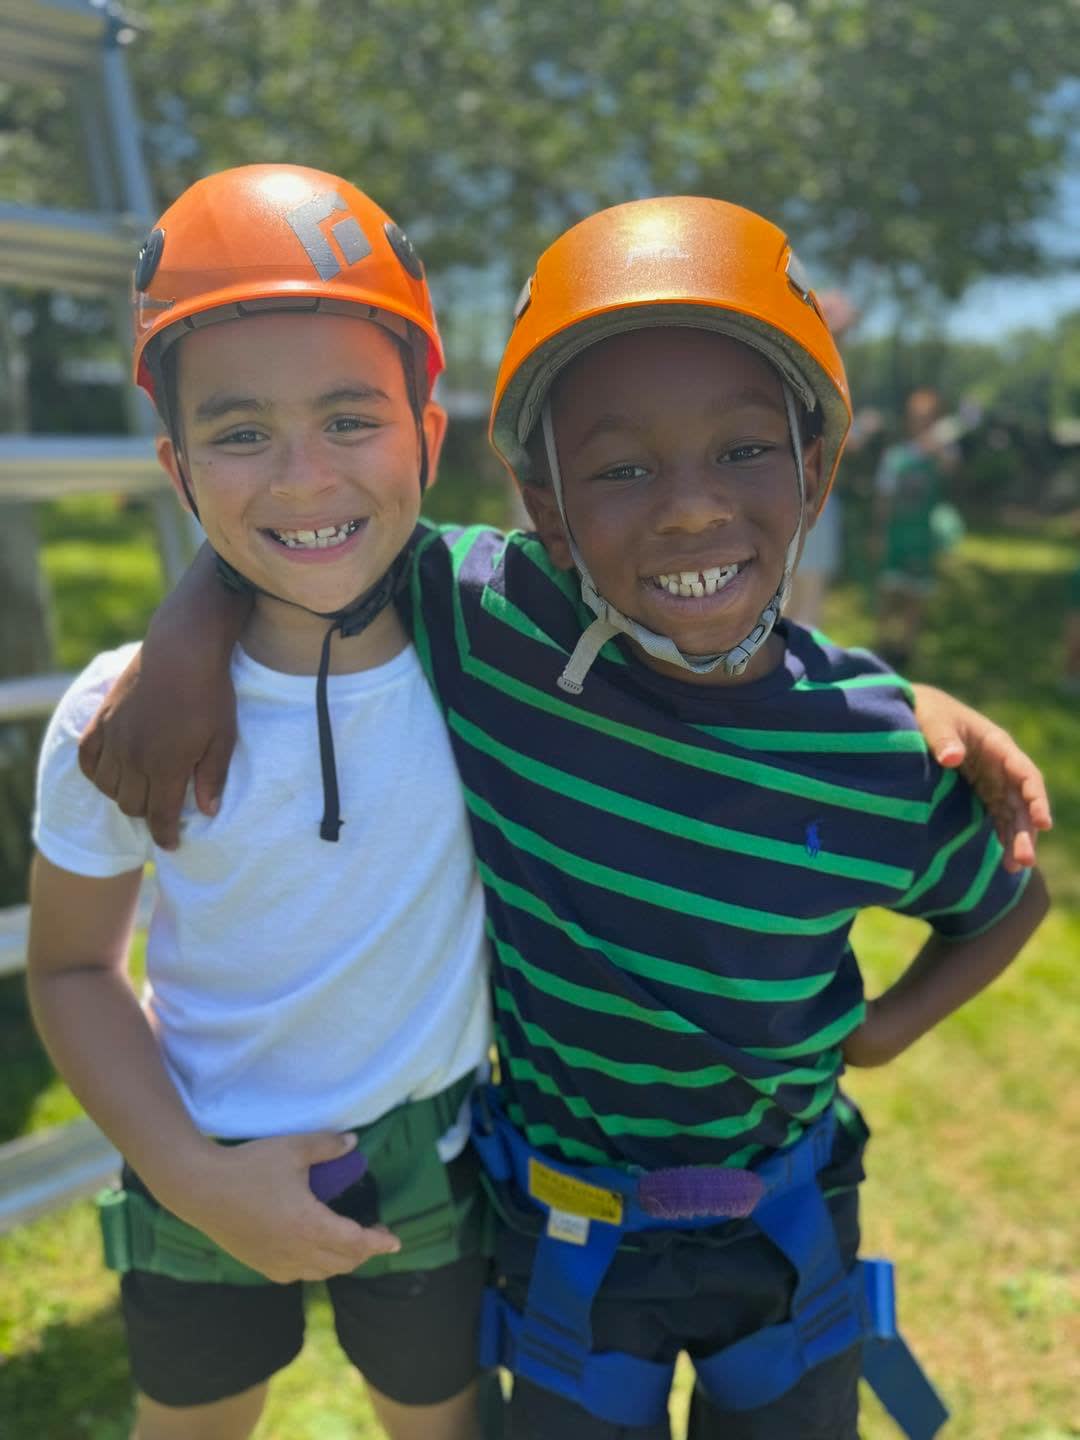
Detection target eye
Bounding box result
[595,461,648,481]
[214,426,267,447]
[326,415,378,435]
[720,442,773,464]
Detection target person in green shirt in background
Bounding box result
[873,387,957,667]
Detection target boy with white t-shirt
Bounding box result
[28,165,491,1440]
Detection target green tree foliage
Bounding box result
[1050,311,1080,426]
[129,0,1079,299]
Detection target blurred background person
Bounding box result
[787,290,856,630]
[872,387,958,666]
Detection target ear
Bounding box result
[156,433,197,515]
[800,436,826,528]
[521,481,575,571]
[420,401,449,491]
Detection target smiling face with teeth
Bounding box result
[157,311,446,669]
[522,328,825,686]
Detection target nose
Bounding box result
[654,460,737,535]
[268,434,339,502]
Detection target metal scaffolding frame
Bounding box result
[0,0,184,1232]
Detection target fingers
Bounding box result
[915,702,967,771]
[193,715,236,819]
[284,1223,401,1282]
[985,784,1037,873]
[933,740,966,768]
[1003,791,1037,872]
[194,705,236,817]
[976,724,1051,825]
[1008,757,1052,832]
[281,1200,400,1281]
[77,714,105,782]
[299,1131,359,1165]
[322,1213,400,1260]
[316,1214,401,1272]
[91,751,123,801]
[956,719,1051,871]
[114,768,149,820]
[146,776,190,851]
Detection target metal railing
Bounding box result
[1,0,166,1232]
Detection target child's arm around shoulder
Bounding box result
[78,543,248,849]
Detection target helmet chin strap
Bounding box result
[541,387,806,696]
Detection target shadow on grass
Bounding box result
[0,1296,133,1440]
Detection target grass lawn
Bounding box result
[1,496,1077,1438]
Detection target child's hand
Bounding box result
[78,641,237,851]
[78,542,247,849]
[909,684,1051,872]
[161,1132,400,1284]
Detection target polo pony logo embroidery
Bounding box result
[805,820,822,858]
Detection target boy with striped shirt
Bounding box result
[80,197,1048,1439]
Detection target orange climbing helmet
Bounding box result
[490,195,852,505]
[132,162,444,408]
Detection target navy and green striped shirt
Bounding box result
[405,522,1027,1172]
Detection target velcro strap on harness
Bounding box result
[99,1186,267,1285]
[480,1287,675,1428]
[861,1260,950,1439]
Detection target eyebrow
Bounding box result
[192,383,393,423]
[569,387,786,454]
[193,393,267,422]
[316,384,393,407]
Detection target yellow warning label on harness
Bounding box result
[528,1159,624,1225]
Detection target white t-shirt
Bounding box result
[34,641,491,1141]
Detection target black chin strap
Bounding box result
[216,539,417,843]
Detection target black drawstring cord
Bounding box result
[215,538,418,843]
[315,622,342,840]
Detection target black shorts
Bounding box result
[120,1147,487,1409]
[122,1250,488,1409]
[498,1123,866,1440]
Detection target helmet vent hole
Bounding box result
[385,222,424,280]
[134,228,165,292]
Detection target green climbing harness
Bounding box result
[98,1072,488,1285]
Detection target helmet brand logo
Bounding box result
[286,193,372,281]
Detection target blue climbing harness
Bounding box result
[473,1089,947,1437]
